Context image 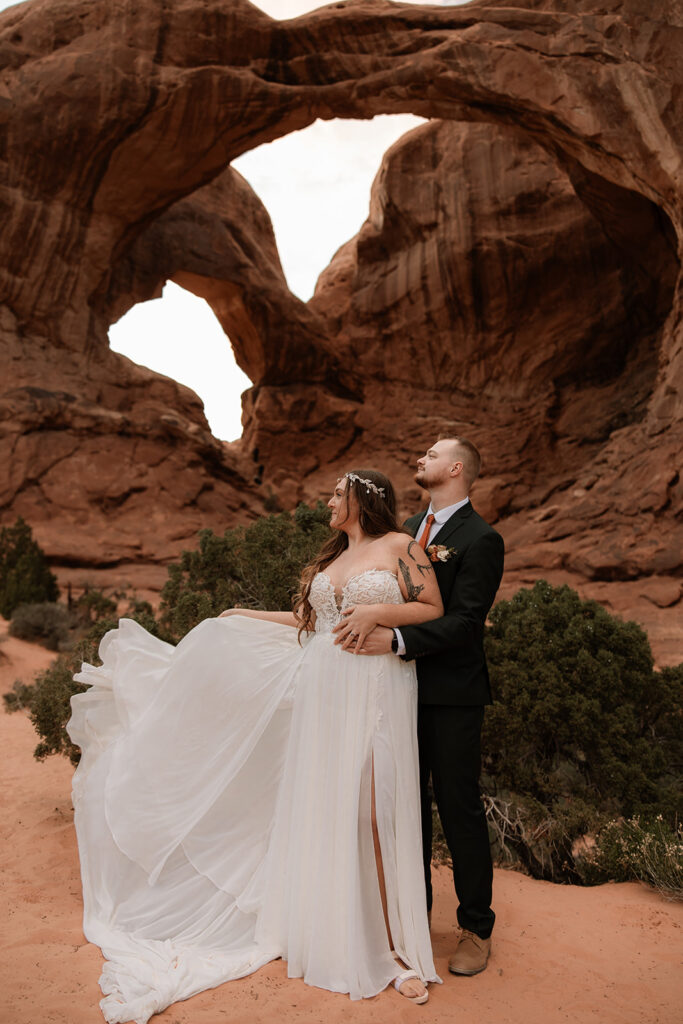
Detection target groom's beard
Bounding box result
[414,468,439,490]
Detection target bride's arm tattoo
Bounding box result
[407,540,434,577]
[398,558,425,601]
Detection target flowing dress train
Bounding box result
[67,569,438,1024]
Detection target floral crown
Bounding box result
[342,473,386,497]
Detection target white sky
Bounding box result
[2,0,467,440]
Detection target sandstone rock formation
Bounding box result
[0,0,681,659]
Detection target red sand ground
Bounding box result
[1,624,681,1024]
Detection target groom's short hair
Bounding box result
[439,435,481,486]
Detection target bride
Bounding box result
[68,469,444,1023]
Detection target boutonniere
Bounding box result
[426,544,457,563]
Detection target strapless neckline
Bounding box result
[310,569,403,627]
[318,568,398,598]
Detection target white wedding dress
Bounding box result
[68,569,438,1024]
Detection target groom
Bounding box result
[357,437,504,976]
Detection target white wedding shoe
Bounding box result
[393,968,429,1005]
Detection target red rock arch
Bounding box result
[0,0,681,656]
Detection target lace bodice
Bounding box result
[309,569,404,635]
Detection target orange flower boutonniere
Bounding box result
[426,544,457,563]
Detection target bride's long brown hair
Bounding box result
[294,469,401,640]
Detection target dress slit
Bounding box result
[358,742,393,960]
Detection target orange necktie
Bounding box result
[418,513,436,550]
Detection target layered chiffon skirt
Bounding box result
[68,606,437,1023]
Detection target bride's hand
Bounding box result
[333,605,380,652]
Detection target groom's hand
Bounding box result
[355,626,394,656]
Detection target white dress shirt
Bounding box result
[393,497,470,656]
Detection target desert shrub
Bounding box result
[482,581,682,881]
[0,518,59,618]
[482,790,600,882]
[30,656,88,764]
[123,598,162,636]
[75,588,117,623]
[3,678,35,712]
[9,602,72,650]
[647,662,683,822]
[576,816,683,900]
[159,502,331,639]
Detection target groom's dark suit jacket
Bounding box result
[400,502,504,706]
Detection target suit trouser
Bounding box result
[417,703,495,939]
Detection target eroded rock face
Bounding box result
[0,0,681,660]
[247,117,681,587]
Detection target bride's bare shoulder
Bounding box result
[383,530,415,552]
[384,531,433,564]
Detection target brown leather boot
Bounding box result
[448,929,491,975]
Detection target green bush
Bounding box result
[30,655,88,764]
[576,816,683,900]
[483,790,599,883]
[3,678,35,712]
[482,581,682,881]
[159,502,331,639]
[9,602,72,650]
[0,518,59,618]
[75,588,117,624]
[122,598,162,636]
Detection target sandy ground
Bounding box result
[1,628,681,1024]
